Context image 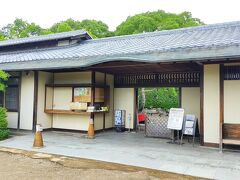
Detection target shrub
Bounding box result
[0,107,9,140]
[138,88,179,110]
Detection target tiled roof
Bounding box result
[0,30,90,47]
[1,21,240,70]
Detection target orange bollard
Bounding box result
[33,124,44,148]
[88,118,95,139]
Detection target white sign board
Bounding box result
[167,108,184,130]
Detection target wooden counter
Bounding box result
[44,109,108,115]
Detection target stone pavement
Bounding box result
[0,130,240,179]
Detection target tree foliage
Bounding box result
[0,70,9,92]
[115,10,203,35]
[49,18,112,38]
[138,88,179,110]
[1,18,44,39]
[0,71,9,140]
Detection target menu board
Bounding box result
[167,108,184,130]
[182,114,197,136]
[74,87,91,102]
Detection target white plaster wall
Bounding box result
[224,80,240,124]
[181,87,200,125]
[114,88,135,129]
[54,71,91,84]
[53,87,72,110]
[20,71,35,130]
[37,72,53,129]
[94,113,104,130]
[105,74,114,128]
[52,114,89,130]
[7,112,18,129]
[204,64,220,144]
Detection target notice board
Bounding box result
[182,114,197,136]
[167,108,184,130]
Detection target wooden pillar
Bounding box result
[32,71,39,132]
[91,71,96,128]
[200,65,204,146]
[219,64,224,151]
[103,73,106,130]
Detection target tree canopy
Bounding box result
[115,10,203,36]
[0,10,203,40]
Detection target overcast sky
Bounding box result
[1,0,240,31]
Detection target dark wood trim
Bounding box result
[46,83,108,88]
[219,64,224,150]
[91,71,96,128]
[179,87,182,108]
[200,65,204,145]
[203,142,219,148]
[32,71,39,132]
[103,73,107,130]
[134,88,138,130]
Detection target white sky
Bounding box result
[1,0,240,31]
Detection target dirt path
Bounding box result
[0,148,204,180]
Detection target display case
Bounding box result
[44,83,109,115]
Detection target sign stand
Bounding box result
[180,114,198,146]
[167,108,184,145]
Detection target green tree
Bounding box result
[2,18,44,39]
[0,70,9,140]
[79,19,113,38]
[0,70,9,91]
[115,10,203,35]
[50,19,112,38]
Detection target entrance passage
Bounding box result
[137,87,180,138]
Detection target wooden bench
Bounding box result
[220,123,240,151]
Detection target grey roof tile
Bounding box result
[1,21,240,70]
[0,30,90,47]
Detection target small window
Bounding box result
[0,92,4,107]
[5,87,18,111]
[4,77,19,112]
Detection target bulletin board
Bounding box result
[167,108,184,130]
[73,87,91,102]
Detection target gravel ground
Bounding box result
[0,149,203,180]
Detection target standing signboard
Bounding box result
[167,108,185,130]
[167,108,184,144]
[181,114,198,145]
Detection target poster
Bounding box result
[182,114,197,136]
[74,88,91,96]
[167,108,184,130]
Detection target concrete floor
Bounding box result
[0,130,240,179]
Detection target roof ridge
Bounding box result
[0,29,89,47]
[85,21,240,44]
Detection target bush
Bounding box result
[0,107,9,140]
[138,88,179,110]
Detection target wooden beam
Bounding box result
[200,65,204,145]
[32,71,39,132]
[219,64,224,151]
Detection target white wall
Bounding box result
[204,64,220,144]
[105,74,114,128]
[37,72,53,129]
[20,71,35,130]
[114,88,135,129]
[7,112,18,129]
[54,71,91,84]
[224,80,240,124]
[53,114,89,130]
[181,87,200,126]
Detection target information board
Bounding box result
[167,108,184,130]
[182,114,197,136]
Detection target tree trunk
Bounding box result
[141,88,145,110]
